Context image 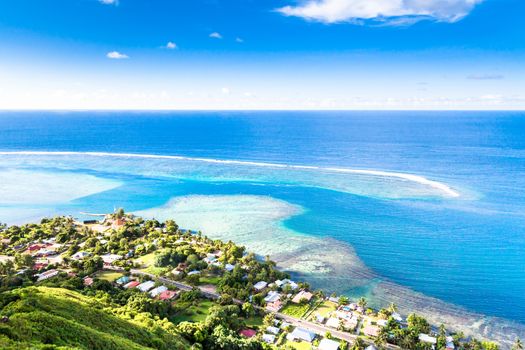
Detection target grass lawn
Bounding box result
[134,252,156,267]
[284,340,312,350]
[281,302,312,318]
[312,300,337,318]
[142,265,169,276]
[172,300,216,323]
[244,316,263,328]
[199,275,221,285]
[95,271,123,282]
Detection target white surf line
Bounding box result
[0,151,460,198]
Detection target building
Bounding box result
[363,325,380,337]
[101,253,122,265]
[318,338,340,350]
[266,326,280,335]
[224,263,235,272]
[264,290,281,303]
[116,276,130,285]
[83,276,94,286]
[149,286,168,298]
[158,290,178,301]
[36,269,59,281]
[124,280,141,289]
[262,334,276,344]
[287,327,316,343]
[419,334,437,345]
[253,281,268,291]
[266,300,283,312]
[292,290,313,303]
[71,251,90,260]
[137,280,156,292]
[275,279,298,290]
[326,317,340,329]
[239,329,257,338]
[187,270,201,276]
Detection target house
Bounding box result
[287,327,316,343]
[262,334,276,344]
[326,317,340,329]
[116,276,130,285]
[363,325,380,337]
[101,253,122,265]
[158,290,178,301]
[275,279,298,290]
[264,290,281,303]
[365,346,378,350]
[280,321,292,330]
[36,269,59,281]
[253,281,268,291]
[203,254,217,264]
[292,290,313,303]
[328,296,340,304]
[149,286,168,298]
[266,300,283,312]
[224,263,235,272]
[111,218,126,230]
[33,262,48,271]
[71,251,90,260]
[419,334,437,345]
[446,336,455,350]
[315,314,325,323]
[392,312,403,322]
[187,270,201,276]
[28,244,44,252]
[239,329,257,338]
[83,276,94,286]
[124,280,141,289]
[318,338,340,350]
[266,326,280,335]
[137,280,156,292]
[377,319,388,327]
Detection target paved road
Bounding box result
[128,269,398,349]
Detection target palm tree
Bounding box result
[358,297,367,309]
[388,302,398,314]
[513,338,523,350]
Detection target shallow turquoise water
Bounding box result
[0,111,524,328]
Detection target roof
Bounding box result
[137,280,156,292]
[419,334,437,344]
[363,325,380,337]
[318,338,340,350]
[158,290,178,300]
[149,286,168,297]
[254,281,268,290]
[116,276,130,284]
[124,280,141,288]
[266,326,280,335]
[239,329,257,338]
[288,327,316,342]
[264,291,281,303]
[292,290,313,303]
[262,334,276,344]
[326,317,340,329]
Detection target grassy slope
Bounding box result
[0,287,189,350]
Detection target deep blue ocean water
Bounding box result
[1,111,524,327]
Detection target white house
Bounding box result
[71,251,90,260]
[262,334,276,344]
[101,253,122,264]
[137,280,156,292]
[36,269,59,281]
[419,334,437,345]
[264,291,281,303]
[149,286,168,298]
[225,263,235,272]
[275,279,298,290]
[318,338,340,350]
[287,327,316,343]
[254,281,268,291]
[266,326,280,335]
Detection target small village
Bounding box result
[0,211,509,350]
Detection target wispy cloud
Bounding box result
[99,0,118,5]
[236,37,244,43]
[106,51,129,59]
[276,0,483,25]
[209,32,223,39]
[165,41,177,50]
[467,74,504,80]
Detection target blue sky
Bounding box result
[0,0,523,109]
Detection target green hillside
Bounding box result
[0,286,189,350]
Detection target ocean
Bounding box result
[0,111,524,344]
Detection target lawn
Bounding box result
[284,340,312,350]
[312,300,337,318]
[199,275,221,285]
[134,252,155,267]
[171,300,216,323]
[94,271,123,282]
[244,316,264,328]
[281,302,312,318]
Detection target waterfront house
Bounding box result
[292,290,313,303]
[275,279,298,290]
[363,325,380,337]
[318,338,340,350]
[137,280,156,292]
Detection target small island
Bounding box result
[0,209,520,350]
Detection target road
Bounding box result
[128,269,398,349]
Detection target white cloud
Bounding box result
[276,0,483,25]
[209,32,223,39]
[221,87,230,95]
[236,37,244,43]
[165,41,178,50]
[106,51,129,59]
[99,0,118,5]
[467,74,504,80]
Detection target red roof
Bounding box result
[125,281,140,288]
[239,329,257,338]
[32,263,48,270]
[83,277,94,286]
[158,290,178,301]
[28,244,44,251]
